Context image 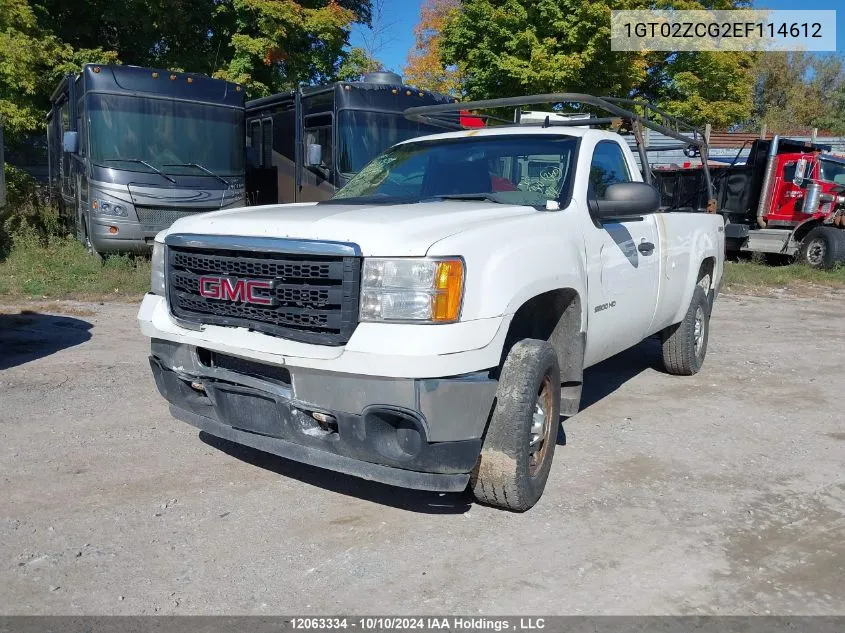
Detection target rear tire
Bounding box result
[471,339,560,512]
[661,285,710,376]
[798,226,845,269]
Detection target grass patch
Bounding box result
[0,209,150,301]
[723,260,845,295]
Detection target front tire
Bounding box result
[471,339,560,512]
[84,216,105,262]
[661,285,710,376]
[798,226,845,269]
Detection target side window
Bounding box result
[304,113,333,179]
[247,120,261,167]
[261,117,273,167]
[589,141,631,199]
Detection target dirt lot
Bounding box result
[0,293,843,615]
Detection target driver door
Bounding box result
[583,141,660,365]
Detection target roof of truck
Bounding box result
[395,125,616,145]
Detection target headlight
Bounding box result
[360,258,464,323]
[151,241,166,296]
[92,199,129,217]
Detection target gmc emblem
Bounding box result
[198,276,274,306]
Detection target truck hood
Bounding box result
[161,200,537,256]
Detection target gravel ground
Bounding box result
[0,293,843,615]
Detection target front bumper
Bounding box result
[89,217,159,254]
[149,339,498,492]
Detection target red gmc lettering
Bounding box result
[198,276,273,305]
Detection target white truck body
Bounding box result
[138,124,725,507]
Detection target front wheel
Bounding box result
[471,339,560,512]
[84,216,105,263]
[798,226,845,269]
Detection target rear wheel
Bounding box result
[661,285,710,376]
[471,339,560,512]
[798,226,845,269]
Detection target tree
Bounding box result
[212,0,371,96]
[0,0,116,148]
[1,0,372,150]
[439,0,756,128]
[404,0,464,94]
[751,52,845,134]
[338,46,382,81]
[356,0,393,70]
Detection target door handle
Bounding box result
[638,241,655,255]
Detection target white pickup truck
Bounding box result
[138,100,725,511]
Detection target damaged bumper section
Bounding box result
[149,339,498,492]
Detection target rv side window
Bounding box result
[60,103,70,132]
[304,113,333,177]
[248,120,261,167]
[261,117,273,167]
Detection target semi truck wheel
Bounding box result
[661,286,710,376]
[798,226,845,269]
[471,339,560,512]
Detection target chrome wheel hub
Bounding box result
[807,239,826,266]
[694,306,705,356]
[528,376,554,477]
[530,399,547,453]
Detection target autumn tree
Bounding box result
[751,52,845,134]
[439,0,756,128]
[404,0,464,95]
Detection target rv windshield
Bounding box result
[337,110,443,175]
[88,94,244,178]
[332,134,578,207]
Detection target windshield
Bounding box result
[337,110,444,175]
[88,94,244,177]
[332,135,579,206]
[819,159,845,186]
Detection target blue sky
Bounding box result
[349,0,842,75]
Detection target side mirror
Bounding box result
[793,158,808,185]
[589,182,661,220]
[63,131,79,154]
[306,143,323,167]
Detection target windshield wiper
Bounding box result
[163,162,230,187]
[102,158,176,184]
[424,192,511,204]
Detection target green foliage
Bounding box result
[2,163,37,208]
[338,46,382,81]
[213,0,369,96]
[0,204,150,299]
[1,0,371,149]
[0,0,116,146]
[751,52,845,134]
[723,260,845,295]
[440,0,755,128]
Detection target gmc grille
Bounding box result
[167,246,360,345]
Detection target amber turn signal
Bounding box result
[432,259,464,322]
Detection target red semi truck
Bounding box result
[656,136,845,268]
